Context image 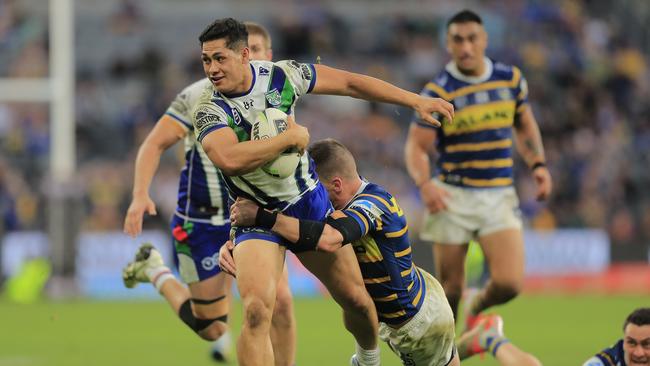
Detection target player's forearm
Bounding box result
[346,72,419,108]
[272,215,344,252]
[207,133,294,176]
[514,120,546,167]
[405,139,433,187]
[132,142,164,197]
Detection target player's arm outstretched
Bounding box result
[312,64,455,127]
[513,104,552,201]
[199,113,309,176]
[230,198,364,251]
[124,115,187,237]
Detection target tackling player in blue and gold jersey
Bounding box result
[225,139,459,366]
[405,10,553,339]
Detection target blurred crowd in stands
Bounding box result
[1,0,649,261]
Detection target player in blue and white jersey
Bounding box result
[223,139,458,366]
[121,23,297,365]
[193,18,455,366]
[404,9,553,329]
[583,308,650,366]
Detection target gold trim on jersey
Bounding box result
[516,103,528,114]
[363,264,415,284]
[373,293,398,302]
[385,225,408,238]
[437,175,513,187]
[445,139,512,153]
[354,236,384,263]
[442,100,516,136]
[357,193,391,212]
[364,276,391,284]
[379,310,407,319]
[442,158,513,171]
[426,66,521,101]
[346,209,369,235]
[394,247,412,258]
[411,269,424,307]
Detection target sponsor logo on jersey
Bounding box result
[194,106,223,132]
[265,88,282,107]
[259,66,270,76]
[288,60,301,69]
[232,108,242,125]
[349,199,384,223]
[300,64,312,80]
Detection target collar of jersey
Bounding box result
[220,64,257,99]
[445,57,493,84]
[342,177,369,209]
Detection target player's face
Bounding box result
[248,34,272,61]
[446,22,487,75]
[201,38,250,94]
[624,324,650,366]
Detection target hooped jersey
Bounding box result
[583,340,626,366]
[192,60,319,211]
[164,78,229,225]
[414,58,529,188]
[342,180,425,326]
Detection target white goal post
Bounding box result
[0,0,75,277]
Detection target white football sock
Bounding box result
[145,266,174,292]
[355,342,380,366]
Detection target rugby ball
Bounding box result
[251,108,301,178]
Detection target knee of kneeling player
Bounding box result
[243,298,273,330]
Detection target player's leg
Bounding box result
[378,269,456,366]
[432,242,469,319]
[457,315,541,366]
[122,243,230,339]
[467,187,525,318]
[270,263,296,366]
[234,236,286,366]
[420,181,475,320]
[468,228,524,316]
[297,246,380,366]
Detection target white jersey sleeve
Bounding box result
[165,78,213,131]
[192,98,231,143]
[275,60,317,98]
[582,357,606,366]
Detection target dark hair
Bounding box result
[199,18,248,50]
[447,9,483,29]
[244,21,272,49]
[624,308,650,331]
[308,139,357,180]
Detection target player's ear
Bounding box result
[331,177,343,193]
[241,46,250,64]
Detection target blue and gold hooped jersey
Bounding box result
[342,181,425,325]
[414,58,528,188]
[583,340,626,366]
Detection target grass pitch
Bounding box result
[0,294,647,366]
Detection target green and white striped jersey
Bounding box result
[192,60,319,210]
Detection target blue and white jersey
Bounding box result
[165,78,229,225]
[413,57,529,188]
[192,60,319,211]
[583,340,626,366]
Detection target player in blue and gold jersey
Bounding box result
[223,139,459,366]
[405,9,553,331]
[583,308,650,366]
